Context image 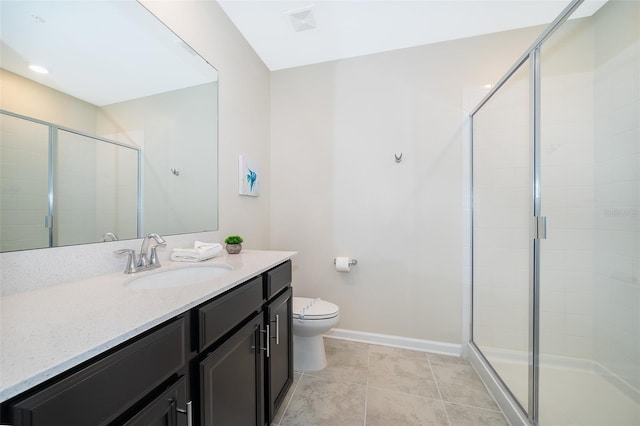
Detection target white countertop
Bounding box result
[0,250,295,402]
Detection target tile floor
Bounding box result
[272,338,509,426]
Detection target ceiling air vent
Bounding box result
[286,6,317,32]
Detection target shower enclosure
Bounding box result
[469,0,639,424]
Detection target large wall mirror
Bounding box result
[0,0,219,252]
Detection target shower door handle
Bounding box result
[533,216,547,240]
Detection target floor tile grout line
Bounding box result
[429,359,453,426]
[302,372,367,387]
[364,344,371,426]
[443,400,506,413]
[365,383,449,401]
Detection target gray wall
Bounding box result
[270,26,544,344]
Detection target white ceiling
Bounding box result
[1,1,607,105]
[217,0,608,71]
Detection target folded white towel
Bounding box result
[171,241,223,262]
[173,241,222,255]
[171,252,219,262]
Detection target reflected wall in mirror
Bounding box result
[0,0,219,252]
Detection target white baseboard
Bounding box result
[324,328,462,357]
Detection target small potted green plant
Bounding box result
[224,235,243,254]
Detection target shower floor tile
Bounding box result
[272,337,507,426]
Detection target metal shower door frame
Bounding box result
[468,0,585,424]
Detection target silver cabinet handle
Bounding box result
[177,400,193,426]
[253,325,270,358]
[271,315,280,345]
[266,325,270,358]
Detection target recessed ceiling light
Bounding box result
[29,64,49,74]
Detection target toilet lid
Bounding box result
[293,297,339,320]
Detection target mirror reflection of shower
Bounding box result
[0,111,139,252]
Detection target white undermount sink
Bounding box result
[125,264,232,289]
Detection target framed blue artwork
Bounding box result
[239,155,260,196]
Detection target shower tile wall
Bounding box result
[540,68,596,361]
[540,1,640,399]
[56,131,100,246]
[99,144,138,241]
[0,114,50,251]
[592,0,640,393]
[472,70,530,359]
[536,15,598,366]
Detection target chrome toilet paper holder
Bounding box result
[333,258,358,266]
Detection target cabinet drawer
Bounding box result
[266,261,292,300]
[11,318,186,426]
[198,276,264,351]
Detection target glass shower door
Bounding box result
[472,60,531,412]
[55,129,139,246]
[537,1,640,424]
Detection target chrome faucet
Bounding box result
[102,232,119,242]
[138,232,167,268]
[115,233,167,274]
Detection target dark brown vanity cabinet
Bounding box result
[5,317,188,426]
[196,260,293,426]
[1,260,293,426]
[195,274,266,425]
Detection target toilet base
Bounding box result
[293,334,328,371]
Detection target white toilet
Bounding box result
[292,297,340,371]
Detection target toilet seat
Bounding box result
[293,297,339,320]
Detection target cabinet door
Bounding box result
[123,376,189,426]
[200,315,265,426]
[266,287,293,423]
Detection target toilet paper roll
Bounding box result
[335,257,351,272]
